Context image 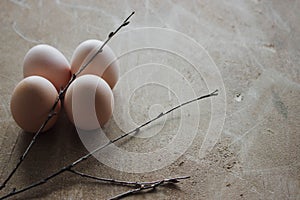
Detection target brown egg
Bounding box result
[23,44,71,91]
[10,76,61,133]
[70,39,119,89]
[64,74,114,130]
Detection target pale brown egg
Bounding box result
[64,74,114,130]
[23,44,71,91]
[10,76,61,133]
[70,39,119,89]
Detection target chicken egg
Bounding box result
[23,44,71,91]
[10,76,61,133]
[64,74,114,130]
[70,39,119,89]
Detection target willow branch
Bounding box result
[68,169,190,189]
[0,11,135,192]
[0,89,218,200]
[108,176,190,200]
[75,11,135,76]
[69,169,190,200]
[70,89,219,168]
[67,169,144,187]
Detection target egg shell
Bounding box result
[23,44,71,91]
[10,76,61,133]
[70,39,119,89]
[64,74,114,130]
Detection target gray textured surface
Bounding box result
[0,0,299,199]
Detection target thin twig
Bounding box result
[75,11,135,76]
[68,169,190,200]
[68,169,190,189]
[70,89,219,169]
[67,169,141,187]
[0,11,135,192]
[108,176,191,200]
[0,89,218,200]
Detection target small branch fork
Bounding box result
[0,89,218,199]
[68,169,190,200]
[0,11,135,192]
[107,176,191,200]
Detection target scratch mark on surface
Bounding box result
[86,24,103,36]
[0,124,19,177]
[0,103,10,122]
[56,0,103,13]
[6,129,21,166]
[235,26,268,72]
[55,0,121,26]
[228,103,251,119]
[0,74,18,84]
[229,117,268,146]
[0,98,9,122]
[9,0,30,9]
[270,7,291,32]
[12,21,41,44]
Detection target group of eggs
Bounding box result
[10,40,119,133]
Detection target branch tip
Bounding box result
[124,11,135,23]
[210,89,219,96]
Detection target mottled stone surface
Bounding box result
[0,0,299,199]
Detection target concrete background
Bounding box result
[0,0,299,199]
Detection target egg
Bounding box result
[23,44,71,91]
[70,39,119,89]
[10,76,61,133]
[64,74,114,130]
